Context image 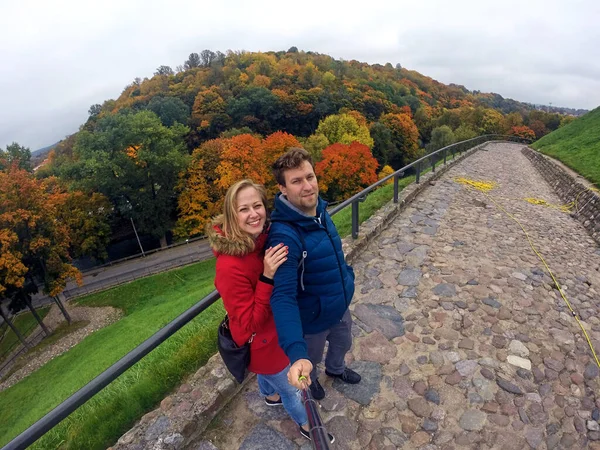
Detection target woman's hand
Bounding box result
[263,243,288,279]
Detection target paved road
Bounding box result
[195,142,600,449]
[32,239,213,306]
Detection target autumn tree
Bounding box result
[510,125,536,141]
[175,139,225,238]
[73,110,189,247]
[559,116,576,128]
[0,167,83,330]
[379,113,420,169]
[529,120,548,139]
[378,164,394,185]
[261,131,301,194]
[314,113,374,149]
[480,109,507,134]
[315,142,378,201]
[215,134,268,189]
[505,112,524,129]
[302,133,330,162]
[43,177,112,260]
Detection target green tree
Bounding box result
[302,133,330,162]
[315,113,374,148]
[0,142,32,171]
[154,65,174,76]
[73,111,190,247]
[453,124,478,142]
[184,53,201,70]
[225,87,282,134]
[369,121,394,167]
[147,96,190,127]
[427,126,455,152]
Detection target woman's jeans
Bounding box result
[257,365,307,426]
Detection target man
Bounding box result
[267,147,360,400]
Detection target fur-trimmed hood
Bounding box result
[206,215,267,257]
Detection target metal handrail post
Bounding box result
[443,148,447,165]
[416,161,421,184]
[393,175,399,203]
[351,201,359,239]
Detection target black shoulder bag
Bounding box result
[217,315,255,383]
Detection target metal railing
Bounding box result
[3,135,529,450]
[330,134,530,237]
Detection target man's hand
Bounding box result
[288,359,313,389]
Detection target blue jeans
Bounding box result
[257,365,308,426]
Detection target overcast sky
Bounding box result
[1,0,599,150]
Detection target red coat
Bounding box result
[208,225,289,375]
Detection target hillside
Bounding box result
[35,48,581,254]
[532,107,600,186]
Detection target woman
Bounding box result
[207,179,331,442]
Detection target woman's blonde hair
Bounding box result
[221,179,268,250]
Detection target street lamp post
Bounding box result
[124,199,145,257]
[130,217,145,257]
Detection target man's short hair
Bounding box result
[272,147,314,186]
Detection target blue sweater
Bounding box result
[267,194,355,364]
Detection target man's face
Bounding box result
[279,160,319,215]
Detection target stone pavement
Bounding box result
[196,142,600,450]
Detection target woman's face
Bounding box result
[235,186,266,238]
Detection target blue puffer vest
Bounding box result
[267,193,355,364]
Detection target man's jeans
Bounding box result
[257,365,308,426]
[304,309,353,381]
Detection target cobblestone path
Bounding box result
[197,143,600,450]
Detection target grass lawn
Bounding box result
[532,107,600,186]
[0,259,219,450]
[0,307,51,360]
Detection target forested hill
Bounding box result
[32,48,582,256]
[90,49,579,144]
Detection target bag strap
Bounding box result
[222,314,255,343]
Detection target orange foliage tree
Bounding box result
[379,113,420,168]
[510,126,536,141]
[175,139,225,238]
[315,142,378,201]
[261,131,301,194]
[528,120,549,139]
[216,134,268,189]
[0,167,83,300]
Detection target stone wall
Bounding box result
[109,143,486,450]
[522,147,600,245]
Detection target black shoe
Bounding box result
[299,426,335,443]
[309,378,325,400]
[264,396,282,406]
[325,367,361,384]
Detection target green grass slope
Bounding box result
[532,106,600,186]
[0,259,219,450]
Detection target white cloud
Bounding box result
[1,0,598,149]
